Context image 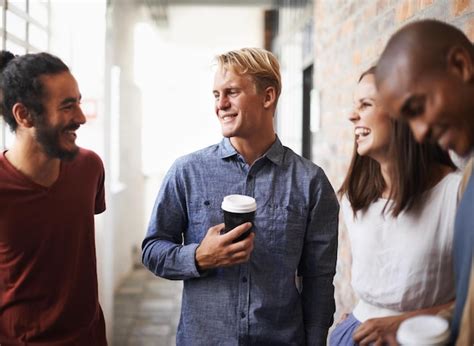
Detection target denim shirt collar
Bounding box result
[218,136,284,166]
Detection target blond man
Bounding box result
[142,48,339,345]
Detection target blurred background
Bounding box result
[0,0,473,344]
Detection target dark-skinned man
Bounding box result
[376,19,474,345]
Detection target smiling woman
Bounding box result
[350,71,392,162]
[340,66,456,216]
[331,66,461,346]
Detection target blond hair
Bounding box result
[215,47,281,100]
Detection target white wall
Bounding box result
[134,4,266,239]
[137,5,265,177]
[104,4,147,344]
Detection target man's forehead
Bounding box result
[40,72,79,95]
[214,67,252,87]
[38,76,80,110]
[378,53,418,106]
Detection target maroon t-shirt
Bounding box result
[0,148,107,345]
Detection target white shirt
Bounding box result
[341,172,461,322]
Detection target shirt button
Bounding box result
[240,312,246,318]
[242,277,247,283]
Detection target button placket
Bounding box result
[238,264,250,340]
[246,171,255,196]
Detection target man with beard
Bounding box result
[0,51,107,344]
[375,20,474,345]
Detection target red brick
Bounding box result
[374,37,386,57]
[353,50,362,66]
[466,17,474,41]
[396,0,417,23]
[418,0,434,10]
[340,18,355,38]
[364,3,377,18]
[314,1,325,22]
[453,0,471,17]
[396,1,408,22]
[376,0,390,14]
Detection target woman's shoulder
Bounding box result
[423,170,462,208]
[435,171,462,193]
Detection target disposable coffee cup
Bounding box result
[397,315,450,346]
[221,194,257,242]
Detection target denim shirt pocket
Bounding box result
[267,204,307,256]
[187,197,224,244]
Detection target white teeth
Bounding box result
[221,114,236,121]
[355,127,370,136]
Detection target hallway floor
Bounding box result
[113,267,182,346]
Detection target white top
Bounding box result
[341,172,461,322]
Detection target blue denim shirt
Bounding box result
[451,171,474,343]
[142,137,339,346]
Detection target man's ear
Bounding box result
[263,86,277,109]
[12,103,34,128]
[446,46,474,83]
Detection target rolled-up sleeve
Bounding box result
[298,168,339,345]
[142,162,201,280]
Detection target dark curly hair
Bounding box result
[0,51,69,132]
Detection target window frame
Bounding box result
[0,0,50,150]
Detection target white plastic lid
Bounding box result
[221,194,257,213]
[397,315,450,345]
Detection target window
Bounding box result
[0,0,49,150]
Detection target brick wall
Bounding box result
[312,0,474,321]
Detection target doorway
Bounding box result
[302,64,313,160]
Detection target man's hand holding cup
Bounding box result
[195,195,257,271]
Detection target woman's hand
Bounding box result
[352,300,454,345]
[353,315,402,346]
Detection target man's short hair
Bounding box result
[0,51,69,132]
[376,19,474,85]
[215,48,282,100]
